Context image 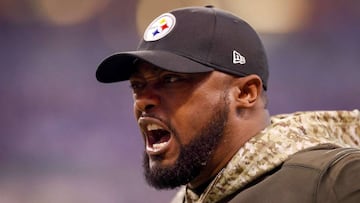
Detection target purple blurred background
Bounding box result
[0,0,359,202]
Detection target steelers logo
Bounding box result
[143,13,176,42]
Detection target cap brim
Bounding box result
[96,50,213,83]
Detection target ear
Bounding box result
[231,75,263,108]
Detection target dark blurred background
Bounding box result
[0,0,359,202]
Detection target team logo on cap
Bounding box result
[144,13,176,42]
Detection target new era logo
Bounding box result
[233,50,246,65]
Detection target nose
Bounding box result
[133,87,160,115]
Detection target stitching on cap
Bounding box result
[206,7,217,63]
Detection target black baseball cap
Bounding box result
[96,6,269,89]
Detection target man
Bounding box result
[96,6,360,203]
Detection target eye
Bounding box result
[129,81,145,91]
[162,74,182,84]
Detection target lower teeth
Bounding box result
[153,142,167,150]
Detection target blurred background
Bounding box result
[0,0,359,202]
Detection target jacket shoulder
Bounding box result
[284,144,359,170]
[228,144,360,203]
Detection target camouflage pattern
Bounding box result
[170,110,360,203]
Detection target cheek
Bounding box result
[168,92,220,144]
[132,94,138,117]
[133,102,140,119]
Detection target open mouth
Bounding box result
[139,118,172,155]
[147,124,171,149]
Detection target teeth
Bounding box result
[147,123,163,131]
[153,142,168,150]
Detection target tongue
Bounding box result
[156,133,170,144]
[151,130,170,151]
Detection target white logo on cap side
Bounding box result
[233,50,246,65]
[144,13,176,42]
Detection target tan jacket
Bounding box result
[171,110,360,203]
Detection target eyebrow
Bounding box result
[130,66,165,80]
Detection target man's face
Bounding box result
[129,62,231,189]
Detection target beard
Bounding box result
[142,93,230,189]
